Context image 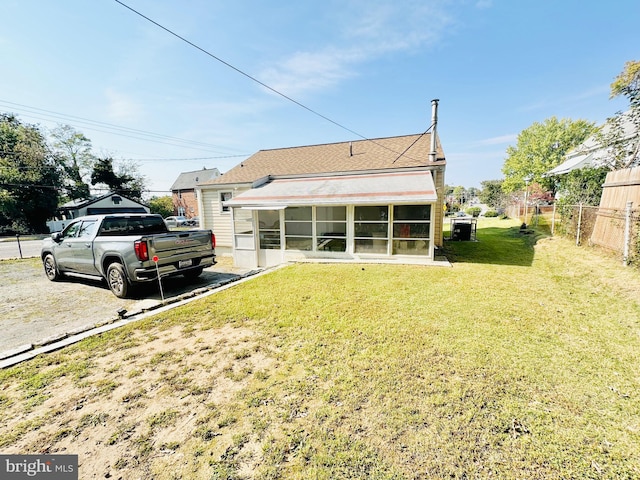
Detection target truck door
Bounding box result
[53,221,82,271]
[73,219,98,274]
[54,220,97,273]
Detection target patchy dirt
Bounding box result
[0,256,252,355]
[0,322,276,479]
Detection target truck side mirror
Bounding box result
[52,232,63,243]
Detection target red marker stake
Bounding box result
[153,255,165,302]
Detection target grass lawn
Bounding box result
[1,218,639,478]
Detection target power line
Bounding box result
[133,154,247,162]
[113,0,421,161]
[0,100,243,154]
[114,1,368,141]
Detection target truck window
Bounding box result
[98,216,168,236]
[61,221,82,239]
[78,220,97,238]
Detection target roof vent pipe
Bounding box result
[429,99,439,162]
[349,142,353,157]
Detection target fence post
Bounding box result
[551,203,556,236]
[623,201,633,266]
[576,203,583,246]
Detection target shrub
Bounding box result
[484,210,499,217]
[466,207,481,217]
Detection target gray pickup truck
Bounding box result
[41,213,216,298]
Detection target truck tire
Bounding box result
[43,254,63,281]
[106,262,130,298]
[182,266,204,281]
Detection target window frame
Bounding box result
[220,191,233,213]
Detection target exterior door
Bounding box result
[257,209,283,267]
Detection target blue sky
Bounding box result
[1,0,638,195]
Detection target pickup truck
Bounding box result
[41,213,216,298]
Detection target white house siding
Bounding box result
[200,186,249,254]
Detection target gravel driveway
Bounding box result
[0,255,256,359]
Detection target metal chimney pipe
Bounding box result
[429,99,439,162]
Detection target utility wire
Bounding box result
[392,122,434,164]
[114,0,423,161]
[114,0,367,141]
[0,100,245,154]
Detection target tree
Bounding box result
[479,179,507,210]
[598,60,640,169]
[611,60,640,108]
[0,114,60,233]
[452,185,467,205]
[50,124,96,200]
[148,195,174,218]
[502,117,596,193]
[556,167,609,206]
[91,157,145,200]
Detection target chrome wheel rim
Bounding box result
[108,269,124,295]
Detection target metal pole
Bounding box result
[623,201,632,266]
[16,234,23,259]
[551,203,556,236]
[576,203,583,246]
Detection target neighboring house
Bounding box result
[46,192,150,232]
[546,111,639,176]
[170,167,220,219]
[197,102,446,268]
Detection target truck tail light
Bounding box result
[211,233,216,249]
[134,240,149,261]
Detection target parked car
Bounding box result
[41,214,216,298]
[164,216,188,228]
[184,216,199,227]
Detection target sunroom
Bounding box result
[224,170,438,268]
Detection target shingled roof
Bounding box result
[203,133,445,186]
[171,167,220,191]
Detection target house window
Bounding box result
[177,207,186,216]
[258,210,281,249]
[285,206,312,251]
[354,206,389,254]
[392,205,431,255]
[233,208,254,250]
[220,192,233,213]
[316,206,346,252]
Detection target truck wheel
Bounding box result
[107,263,130,298]
[43,254,63,281]
[182,267,204,281]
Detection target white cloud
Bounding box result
[104,88,142,123]
[477,134,518,146]
[475,0,493,9]
[260,1,456,97]
[260,48,363,97]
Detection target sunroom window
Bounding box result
[392,205,431,255]
[316,206,346,252]
[354,206,389,254]
[285,207,312,251]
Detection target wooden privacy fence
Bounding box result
[511,166,640,266]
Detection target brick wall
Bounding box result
[172,190,199,218]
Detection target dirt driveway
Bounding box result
[0,256,257,358]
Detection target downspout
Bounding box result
[429,99,439,163]
[429,99,440,258]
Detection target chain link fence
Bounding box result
[507,203,640,267]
